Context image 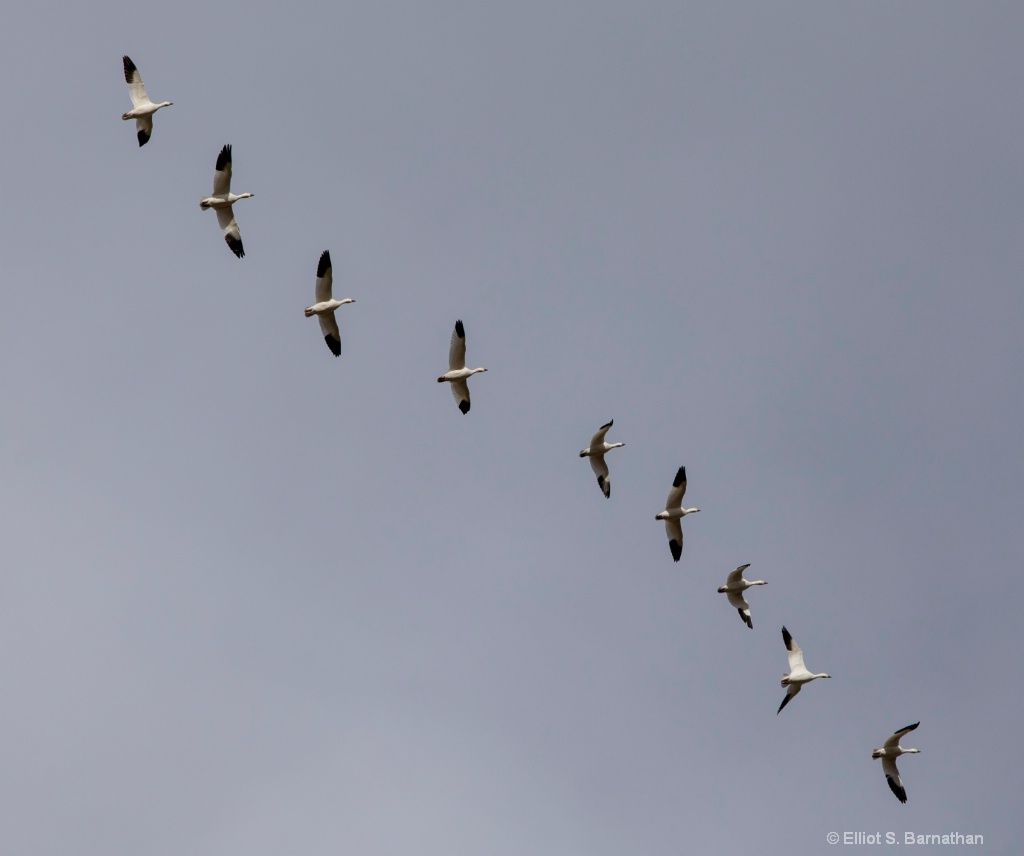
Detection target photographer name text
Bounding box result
[826,831,984,845]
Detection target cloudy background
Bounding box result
[1,2,1021,854]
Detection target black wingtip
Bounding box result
[669,539,682,562]
[317,250,331,278]
[672,466,687,488]
[122,55,136,83]
[458,399,470,414]
[782,626,793,648]
[225,235,244,258]
[215,144,232,171]
[454,319,465,338]
[325,335,341,357]
[777,693,792,714]
[600,419,613,430]
[886,776,908,804]
[739,609,752,629]
[137,129,150,147]
[900,722,921,734]
[597,475,610,498]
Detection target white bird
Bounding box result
[437,319,487,414]
[655,466,700,562]
[121,56,173,147]
[303,251,355,357]
[579,420,624,498]
[717,564,767,629]
[199,145,254,258]
[872,722,921,804]
[778,626,831,713]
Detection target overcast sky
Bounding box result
[1,2,1021,854]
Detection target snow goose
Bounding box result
[872,722,920,804]
[655,466,700,562]
[778,626,831,713]
[121,56,173,147]
[437,319,486,414]
[199,145,254,258]
[579,420,624,498]
[304,251,355,357]
[717,564,767,629]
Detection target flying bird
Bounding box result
[655,466,700,561]
[778,626,831,713]
[579,420,624,498]
[717,564,767,629]
[304,251,355,357]
[121,55,173,147]
[872,722,921,804]
[437,320,487,414]
[199,145,254,258]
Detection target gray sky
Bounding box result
[1,2,1021,854]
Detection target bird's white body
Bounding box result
[438,367,488,383]
[655,466,700,562]
[199,145,253,258]
[579,420,624,498]
[717,564,767,629]
[437,320,486,414]
[305,298,353,316]
[121,56,172,147]
[778,626,831,713]
[304,250,354,357]
[872,722,920,804]
[199,192,254,210]
[656,507,701,521]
